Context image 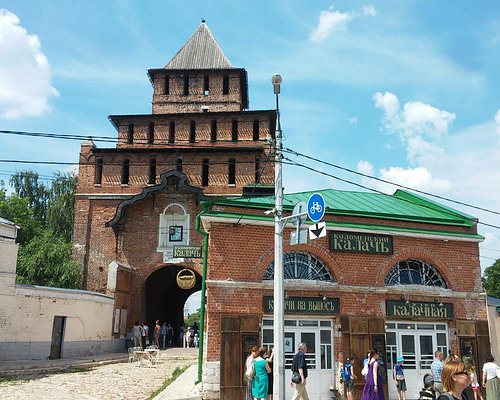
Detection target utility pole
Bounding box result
[271,73,285,398]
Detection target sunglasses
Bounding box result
[454,371,469,377]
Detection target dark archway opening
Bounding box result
[145,265,202,347]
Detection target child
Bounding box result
[393,356,407,400]
[193,333,199,348]
[418,373,436,400]
[470,365,483,400]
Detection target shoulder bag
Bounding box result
[291,371,301,384]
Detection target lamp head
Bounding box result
[272,74,282,94]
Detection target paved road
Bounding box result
[0,349,198,400]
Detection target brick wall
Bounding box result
[203,218,485,360]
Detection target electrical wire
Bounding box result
[283,147,500,217]
[0,129,271,145]
[282,157,500,231]
[233,143,274,226]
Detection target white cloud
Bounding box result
[310,9,352,42]
[356,160,374,175]
[402,101,456,139]
[374,91,455,163]
[406,135,444,164]
[378,166,451,193]
[0,9,58,119]
[374,91,400,118]
[309,6,376,42]
[356,161,451,194]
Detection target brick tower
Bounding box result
[73,21,276,336]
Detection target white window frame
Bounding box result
[157,203,190,251]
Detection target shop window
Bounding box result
[253,119,260,141]
[263,251,334,281]
[169,121,175,144]
[94,157,103,185]
[190,120,196,143]
[231,119,238,141]
[158,203,190,250]
[385,259,447,288]
[148,122,154,144]
[228,158,236,185]
[223,74,229,94]
[148,158,156,184]
[202,159,209,186]
[127,124,134,144]
[164,75,170,94]
[121,158,130,185]
[210,120,217,142]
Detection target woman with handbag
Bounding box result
[252,346,272,400]
[245,346,258,400]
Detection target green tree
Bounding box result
[0,184,43,245]
[16,230,82,288]
[483,258,500,298]
[0,170,81,289]
[185,310,201,328]
[46,171,78,241]
[9,171,48,224]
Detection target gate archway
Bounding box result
[145,265,202,346]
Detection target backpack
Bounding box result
[340,363,351,381]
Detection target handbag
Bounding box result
[361,363,369,377]
[245,362,255,379]
[291,371,301,384]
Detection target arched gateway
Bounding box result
[145,265,201,346]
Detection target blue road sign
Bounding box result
[307,193,325,222]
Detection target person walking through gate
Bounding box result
[153,320,161,347]
[361,349,385,400]
[291,342,309,400]
[431,351,445,396]
[160,321,167,348]
[132,321,142,347]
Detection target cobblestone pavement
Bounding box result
[0,350,197,400]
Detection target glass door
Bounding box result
[263,318,334,400]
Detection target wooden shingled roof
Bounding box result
[165,21,233,70]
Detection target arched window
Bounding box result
[385,259,447,288]
[158,203,190,251]
[263,251,334,282]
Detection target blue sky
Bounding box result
[1,0,500,276]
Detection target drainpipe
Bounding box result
[195,200,210,384]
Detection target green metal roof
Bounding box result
[211,188,478,227]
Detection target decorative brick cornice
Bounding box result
[106,169,209,230]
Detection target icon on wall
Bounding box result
[169,226,183,242]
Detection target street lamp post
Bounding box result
[271,73,285,398]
